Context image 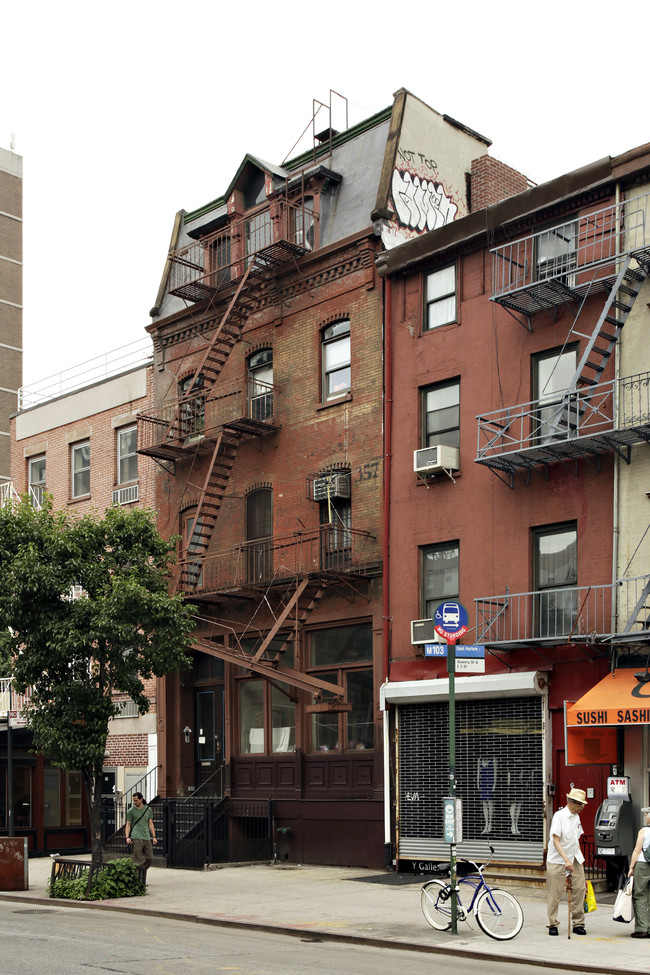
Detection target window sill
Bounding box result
[68,494,91,504]
[422,320,460,335]
[317,391,353,411]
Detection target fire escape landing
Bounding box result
[479,196,650,478]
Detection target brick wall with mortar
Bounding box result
[470,154,531,211]
[151,231,386,800]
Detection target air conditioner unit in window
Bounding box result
[413,445,460,476]
[411,619,445,645]
[312,472,351,502]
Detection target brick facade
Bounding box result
[470,153,531,211]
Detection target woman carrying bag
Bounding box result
[628,807,650,938]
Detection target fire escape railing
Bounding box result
[491,194,649,310]
[0,678,31,721]
[168,199,317,302]
[476,370,650,463]
[137,379,277,454]
[475,574,650,646]
[176,525,379,595]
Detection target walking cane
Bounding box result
[566,868,572,939]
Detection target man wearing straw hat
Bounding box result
[546,787,588,936]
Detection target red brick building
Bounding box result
[5,343,156,851]
[377,147,650,872]
[140,91,500,867]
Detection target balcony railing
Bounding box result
[491,194,650,313]
[475,575,650,647]
[169,199,317,303]
[137,379,278,457]
[476,371,650,470]
[0,482,43,510]
[177,525,380,594]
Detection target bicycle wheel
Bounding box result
[475,887,524,940]
[420,879,452,930]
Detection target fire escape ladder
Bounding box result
[251,577,312,663]
[179,431,241,592]
[621,579,650,635]
[273,582,329,661]
[572,256,645,390]
[547,257,647,440]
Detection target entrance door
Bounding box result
[195,688,225,793]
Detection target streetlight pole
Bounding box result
[448,638,457,935]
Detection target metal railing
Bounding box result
[137,379,277,454]
[0,677,31,721]
[169,199,317,300]
[491,194,649,307]
[177,525,379,594]
[475,575,650,645]
[476,371,650,462]
[0,482,43,510]
[19,337,153,411]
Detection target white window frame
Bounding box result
[71,442,90,498]
[117,425,138,486]
[322,320,351,401]
[425,265,457,331]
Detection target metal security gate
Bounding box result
[397,695,545,864]
[163,798,273,870]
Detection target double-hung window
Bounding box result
[425,265,456,330]
[534,523,577,638]
[421,541,459,619]
[71,442,90,498]
[422,379,460,448]
[117,425,138,484]
[322,320,351,401]
[28,455,46,507]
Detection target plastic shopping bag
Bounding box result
[613,877,634,923]
[584,880,597,913]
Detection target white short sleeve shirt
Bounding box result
[547,805,585,865]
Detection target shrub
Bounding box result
[48,858,147,901]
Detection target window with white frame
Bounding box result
[117,425,138,485]
[322,320,351,401]
[71,442,90,498]
[28,455,46,507]
[422,379,460,448]
[421,541,459,619]
[424,265,456,330]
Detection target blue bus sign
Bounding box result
[434,601,469,642]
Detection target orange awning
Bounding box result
[567,669,650,727]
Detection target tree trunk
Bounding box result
[83,767,104,871]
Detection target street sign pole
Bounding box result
[448,638,457,935]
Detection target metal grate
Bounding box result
[398,696,544,863]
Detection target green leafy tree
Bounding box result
[0,497,195,869]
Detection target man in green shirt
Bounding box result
[125,792,157,872]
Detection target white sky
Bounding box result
[3,0,650,389]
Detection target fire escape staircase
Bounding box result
[546,254,649,444]
[193,577,349,706]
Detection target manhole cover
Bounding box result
[13,909,60,915]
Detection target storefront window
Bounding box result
[240,680,264,754]
[66,771,82,825]
[271,685,296,753]
[309,625,374,752]
[14,767,32,828]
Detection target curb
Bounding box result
[0,891,643,975]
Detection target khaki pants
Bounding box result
[633,859,650,933]
[547,859,585,929]
[131,838,154,872]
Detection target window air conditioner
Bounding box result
[112,484,139,506]
[413,445,460,475]
[411,619,445,645]
[312,472,351,502]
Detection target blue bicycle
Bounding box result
[421,846,524,940]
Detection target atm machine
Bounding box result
[595,779,636,889]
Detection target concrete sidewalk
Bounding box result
[0,857,647,975]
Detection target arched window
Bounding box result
[321,320,350,401]
[248,349,273,421]
[246,488,273,583]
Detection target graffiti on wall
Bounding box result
[391,169,458,233]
